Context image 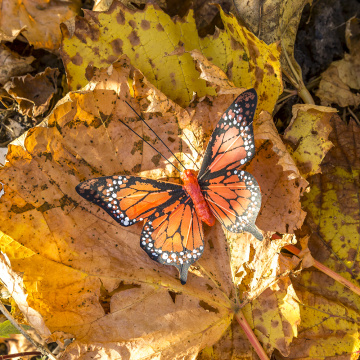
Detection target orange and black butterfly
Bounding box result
[76,89,262,284]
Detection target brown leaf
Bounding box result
[0,57,301,359]
[0,44,34,85]
[4,68,59,118]
[316,17,360,107]
[252,111,308,234]
[0,0,81,52]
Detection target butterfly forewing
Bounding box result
[140,196,204,284]
[76,176,184,225]
[198,89,263,240]
[198,89,258,180]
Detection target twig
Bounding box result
[234,311,269,360]
[0,301,56,360]
[0,352,42,359]
[347,107,360,125]
[284,244,360,296]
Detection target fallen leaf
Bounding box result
[316,17,360,107]
[60,2,282,111]
[0,44,34,85]
[283,104,336,178]
[233,0,310,89]
[4,68,59,118]
[280,272,360,359]
[252,111,308,233]
[283,115,360,358]
[302,117,360,285]
[0,253,51,338]
[0,57,299,359]
[199,278,301,358]
[0,0,81,52]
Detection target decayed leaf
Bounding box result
[199,278,301,359]
[0,0,81,52]
[286,116,360,358]
[233,0,310,89]
[302,117,360,285]
[0,57,299,359]
[316,17,360,107]
[280,271,360,359]
[0,44,34,85]
[253,111,308,233]
[60,1,282,111]
[4,68,59,118]
[0,252,51,338]
[283,104,336,178]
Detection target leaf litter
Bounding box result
[0,53,305,359]
[0,1,359,359]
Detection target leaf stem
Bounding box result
[281,40,315,105]
[284,245,360,296]
[0,301,56,360]
[0,352,42,359]
[234,310,269,360]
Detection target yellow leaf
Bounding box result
[283,104,336,178]
[233,0,311,91]
[60,2,282,111]
[292,116,360,358]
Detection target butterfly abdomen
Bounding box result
[181,169,215,227]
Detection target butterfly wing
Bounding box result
[76,175,183,226]
[198,89,258,179]
[200,170,262,239]
[76,175,204,283]
[141,196,204,284]
[198,89,263,240]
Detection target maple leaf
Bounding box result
[60,1,282,111]
[284,116,360,358]
[0,57,303,359]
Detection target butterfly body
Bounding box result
[181,169,215,227]
[76,89,263,284]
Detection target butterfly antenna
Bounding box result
[181,130,200,170]
[117,117,182,173]
[124,100,187,171]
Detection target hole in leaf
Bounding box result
[199,300,219,313]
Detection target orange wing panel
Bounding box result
[140,197,204,284]
[76,175,184,226]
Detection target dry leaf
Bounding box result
[0,44,34,85]
[233,0,310,88]
[316,17,360,107]
[252,112,308,233]
[282,116,360,358]
[0,253,51,337]
[0,57,301,359]
[283,104,336,178]
[4,68,59,118]
[0,0,81,52]
[60,2,282,111]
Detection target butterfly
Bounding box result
[76,89,263,284]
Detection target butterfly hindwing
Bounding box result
[200,169,262,240]
[198,89,258,180]
[140,196,204,284]
[76,175,183,226]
